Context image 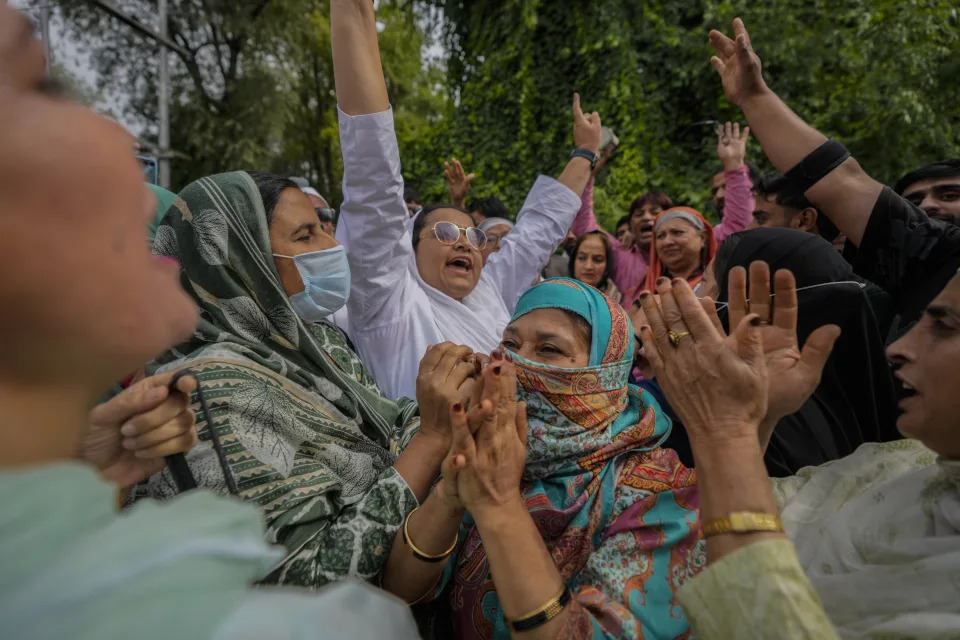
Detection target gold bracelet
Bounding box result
[508,586,571,632]
[402,506,458,563]
[702,511,784,539]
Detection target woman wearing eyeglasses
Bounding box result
[332,1,601,400]
[477,217,515,265]
[674,227,901,475]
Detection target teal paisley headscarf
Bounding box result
[511,277,662,478]
[145,172,420,587]
[442,278,703,639]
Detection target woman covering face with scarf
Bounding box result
[381,278,703,639]
[141,171,471,588]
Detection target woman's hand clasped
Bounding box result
[440,351,528,519]
[416,343,482,449]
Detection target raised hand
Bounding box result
[82,371,199,489]
[639,278,768,445]
[442,352,528,519]
[592,143,616,178]
[573,93,603,155]
[416,343,481,448]
[444,158,475,208]
[716,121,750,171]
[718,263,841,433]
[708,18,767,107]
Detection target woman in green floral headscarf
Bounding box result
[142,171,463,587]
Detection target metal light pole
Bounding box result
[38,5,53,74]
[86,0,186,189]
[157,0,170,188]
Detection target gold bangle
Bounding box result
[403,506,458,563]
[508,586,571,632]
[702,511,784,539]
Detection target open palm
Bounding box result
[708,18,767,107]
[705,262,841,424]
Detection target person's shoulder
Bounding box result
[876,188,960,237]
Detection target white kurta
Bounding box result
[336,108,581,400]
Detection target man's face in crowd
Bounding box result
[902,177,960,226]
[469,209,487,226]
[615,222,629,244]
[630,204,660,252]
[711,172,726,215]
[407,200,422,217]
[749,193,797,230]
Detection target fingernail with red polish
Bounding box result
[504,352,513,363]
[750,316,762,327]
[491,349,503,361]
[672,278,685,286]
[452,402,463,413]
[657,277,669,286]
[492,365,502,376]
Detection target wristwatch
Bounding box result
[569,148,598,169]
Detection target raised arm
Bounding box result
[557,93,601,198]
[486,94,601,310]
[713,122,755,243]
[709,19,882,246]
[331,0,388,116]
[331,0,420,326]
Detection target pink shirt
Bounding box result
[571,168,754,308]
[571,180,650,305]
[713,166,755,244]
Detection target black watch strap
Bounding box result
[570,148,598,169]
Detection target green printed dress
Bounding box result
[140,171,421,587]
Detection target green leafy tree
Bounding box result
[413,0,960,229]
[43,0,446,201]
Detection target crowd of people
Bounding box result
[2,2,959,638]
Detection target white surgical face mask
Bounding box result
[273,245,350,322]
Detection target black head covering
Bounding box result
[713,228,900,476]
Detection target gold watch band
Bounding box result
[702,511,784,538]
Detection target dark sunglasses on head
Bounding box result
[432,220,488,250]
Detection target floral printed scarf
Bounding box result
[143,172,420,587]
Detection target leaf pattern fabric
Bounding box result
[138,172,421,588]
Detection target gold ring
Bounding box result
[668,330,691,348]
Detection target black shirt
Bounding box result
[845,187,960,342]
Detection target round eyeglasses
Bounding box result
[432,221,488,250]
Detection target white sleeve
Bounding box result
[335,107,421,327]
[484,176,581,312]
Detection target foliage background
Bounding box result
[37,0,960,228]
